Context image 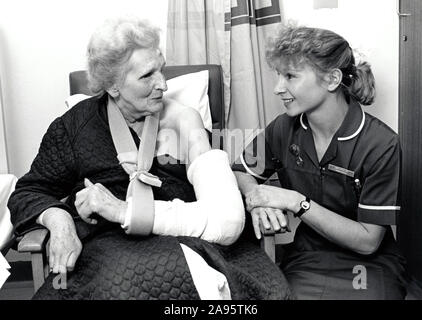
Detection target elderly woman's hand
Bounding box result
[75,178,127,225]
[39,208,82,274]
[245,184,301,213]
[250,207,289,239]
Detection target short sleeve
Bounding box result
[358,137,401,225]
[231,119,279,183]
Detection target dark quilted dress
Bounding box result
[8,94,292,300]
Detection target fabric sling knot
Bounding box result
[116,152,162,187]
[107,96,160,235]
[131,170,162,187]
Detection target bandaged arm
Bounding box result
[122,149,245,245]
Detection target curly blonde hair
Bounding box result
[266,25,375,106]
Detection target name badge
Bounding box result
[327,164,355,178]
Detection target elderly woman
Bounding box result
[8,17,291,300]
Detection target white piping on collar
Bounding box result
[300,113,308,130]
[299,106,365,142]
[337,106,365,141]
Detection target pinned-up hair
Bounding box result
[266,25,375,106]
[87,16,160,96]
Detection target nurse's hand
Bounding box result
[250,207,289,239]
[75,178,127,225]
[245,184,300,213]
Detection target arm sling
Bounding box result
[107,96,161,235]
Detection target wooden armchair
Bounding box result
[260,227,279,263]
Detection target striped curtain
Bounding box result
[167,0,284,160]
[227,0,284,130]
[166,0,231,121]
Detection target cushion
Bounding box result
[65,70,212,132]
[163,70,212,132]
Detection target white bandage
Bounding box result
[122,149,245,245]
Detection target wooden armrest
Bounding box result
[259,223,282,263]
[18,228,49,253]
[17,228,50,293]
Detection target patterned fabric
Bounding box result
[33,230,292,300]
[33,233,201,300]
[8,94,292,300]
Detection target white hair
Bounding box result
[87,16,160,95]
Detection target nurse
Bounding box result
[232,26,407,299]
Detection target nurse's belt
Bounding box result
[107,96,161,236]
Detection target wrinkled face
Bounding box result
[273,59,329,117]
[114,48,167,121]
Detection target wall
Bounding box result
[282,0,399,132]
[0,0,168,177]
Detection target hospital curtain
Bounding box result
[166,0,231,121]
[166,0,284,160]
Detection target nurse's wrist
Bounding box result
[289,191,305,213]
